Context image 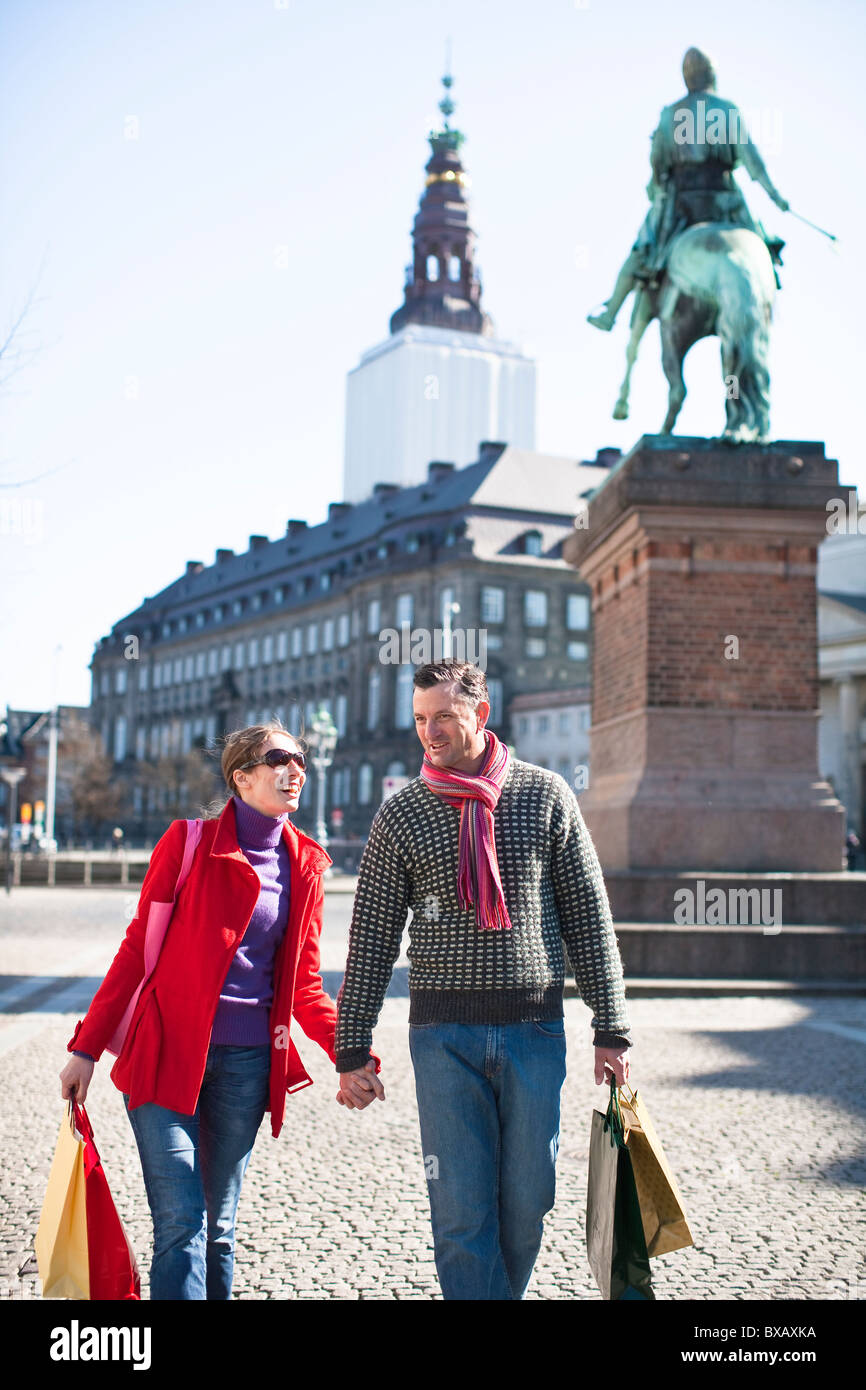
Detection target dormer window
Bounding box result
[523,530,543,557]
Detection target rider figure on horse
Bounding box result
[588,47,789,333]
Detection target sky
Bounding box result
[2,0,863,711]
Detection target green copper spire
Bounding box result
[429,65,464,154]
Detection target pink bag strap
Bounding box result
[175,818,203,896]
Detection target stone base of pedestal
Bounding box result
[564,435,853,873]
[580,708,844,871]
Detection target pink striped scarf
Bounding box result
[420,729,513,931]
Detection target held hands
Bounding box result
[336,1059,385,1112]
[594,1046,629,1087]
[60,1056,95,1105]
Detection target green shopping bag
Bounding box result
[586,1079,655,1300]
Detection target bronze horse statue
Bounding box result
[612,223,776,444]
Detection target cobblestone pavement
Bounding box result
[1,888,865,1301]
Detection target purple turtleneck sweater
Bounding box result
[210,796,292,1046]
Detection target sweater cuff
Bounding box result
[593,1030,632,1049]
[72,1050,96,1063]
[336,1049,373,1074]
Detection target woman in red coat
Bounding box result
[59,721,377,1300]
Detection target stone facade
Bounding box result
[89,445,615,842]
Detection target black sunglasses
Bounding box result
[239,748,306,772]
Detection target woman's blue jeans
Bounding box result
[409,1020,567,1301]
[124,1043,271,1300]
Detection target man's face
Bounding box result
[413,680,490,774]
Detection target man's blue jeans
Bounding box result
[409,1020,567,1300]
[124,1043,271,1300]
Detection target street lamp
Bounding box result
[1,765,26,895]
[305,706,338,853]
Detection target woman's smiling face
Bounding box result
[232,732,306,818]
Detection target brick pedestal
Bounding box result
[563,436,851,872]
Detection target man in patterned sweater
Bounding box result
[335,659,631,1300]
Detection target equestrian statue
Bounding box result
[588,48,792,444]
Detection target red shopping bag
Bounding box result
[36,1101,140,1300]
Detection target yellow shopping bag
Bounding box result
[619,1084,694,1257]
[35,1104,90,1299]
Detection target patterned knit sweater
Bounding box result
[335,759,631,1072]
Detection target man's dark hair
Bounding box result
[413,660,489,710]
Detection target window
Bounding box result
[208,648,219,676]
[100,671,110,696]
[439,587,456,625]
[523,530,543,557]
[153,664,162,690]
[138,665,149,692]
[277,631,288,661]
[352,610,361,639]
[335,693,347,737]
[537,715,550,735]
[358,763,373,805]
[195,611,205,628]
[395,593,413,627]
[448,254,461,282]
[113,717,127,762]
[274,586,285,603]
[558,712,571,734]
[524,590,547,627]
[568,641,589,661]
[306,623,318,655]
[173,659,183,683]
[367,599,381,635]
[263,634,274,664]
[487,678,503,726]
[322,618,335,652]
[232,600,244,617]
[406,534,419,554]
[517,716,529,736]
[395,666,413,728]
[162,622,172,638]
[486,634,503,651]
[578,707,591,731]
[234,643,245,671]
[214,605,224,622]
[221,644,232,672]
[426,254,439,281]
[183,656,194,682]
[205,714,217,744]
[251,594,262,611]
[367,670,381,729]
[481,587,505,624]
[195,652,206,679]
[178,617,188,634]
[248,638,259,665]
[291,627,303,659]
[567,594,590,630]
[526,638,546,658]
[337,613,350,647]
[135,726,146,761]
[182,721,192,754]
[162,660,172,686]
[114,668,126,694]
[320,572,331,592]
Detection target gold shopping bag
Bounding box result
[35,1104,90,1299]
[620,1084,694,1257]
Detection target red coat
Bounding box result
[68,800,337,1138]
